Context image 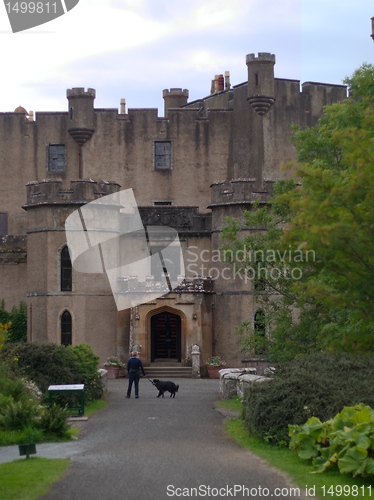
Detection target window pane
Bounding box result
[0,213,8,236]
[48,145,65,172]
[154,141,171,169]
[61,246,72,291]
[61,310,72,346]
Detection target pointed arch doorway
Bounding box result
[151,311,181,362]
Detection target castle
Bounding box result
[0,53,347,371]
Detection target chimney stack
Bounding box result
[120,98,126,114]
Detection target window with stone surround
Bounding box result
[48,144,66,172]
[154,141,172,170]
[61,310,72,346]
[0,212,8,236]
[60,245,72,292]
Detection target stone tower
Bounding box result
[66,88,96,177]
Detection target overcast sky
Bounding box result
[1,0,373,116]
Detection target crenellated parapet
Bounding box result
[163,88,189,116]
[23,179,121,209]
[209,178,275,207]
[138,206,211,235]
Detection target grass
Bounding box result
[0,397,108,499]
[219,398,373,500]
[0,398,108,446]
[84,397,107,417]
[0,457,70,500]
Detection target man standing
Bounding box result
[126,351,146,398]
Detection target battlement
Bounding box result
[210,178,275,207]
[246,52,276,64]
[163,88,189,116]
[138,206,211,235]
[163,88,189,98]
[24,179,120,208]
[116,276,214,295]
[66,88,96,98]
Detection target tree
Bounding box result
[222,63,374,360]
[0,300,27,343]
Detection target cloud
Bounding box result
[0,0,372,115]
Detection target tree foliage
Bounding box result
[0,300,27,344]
[222,63,374,360]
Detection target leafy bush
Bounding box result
[0,342,102,403]
[242,352,374,446]
[289,404,374,478]
[0,400,41,431]
[39,403,70,437]
[0,299,27,343]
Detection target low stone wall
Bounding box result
[219,368,270,399]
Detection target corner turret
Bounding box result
[163,88,189,116]
[67,88,96,146]
[246,53,275,115]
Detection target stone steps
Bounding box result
[144,366,193,379]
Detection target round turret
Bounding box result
[163,88,189,116]
[246,53,276,115]
[66,88,96,146]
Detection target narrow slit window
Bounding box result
[61,310,72,346]
[0,213,8,236]
[61,246,72,292]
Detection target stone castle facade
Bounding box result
[0,53,347,369]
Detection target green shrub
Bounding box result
[39,403,70,437]
[0,399,41,431]
[0,299,27,343]
[0,425,44,445]
[69,343,102,402]
[0,342,102,403]
[242,352,374,446]
[289,404,374,478]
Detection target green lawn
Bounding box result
[0,398,108,499]
[219,398,373,500]
[0,457,70,500]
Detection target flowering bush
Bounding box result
[103,356,125,368]
[206,356,226,367]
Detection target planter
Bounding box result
[207,366,222,379]
[105,366,120,379]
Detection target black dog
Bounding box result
[151,379,179,398]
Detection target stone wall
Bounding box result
[219,368,271,399]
